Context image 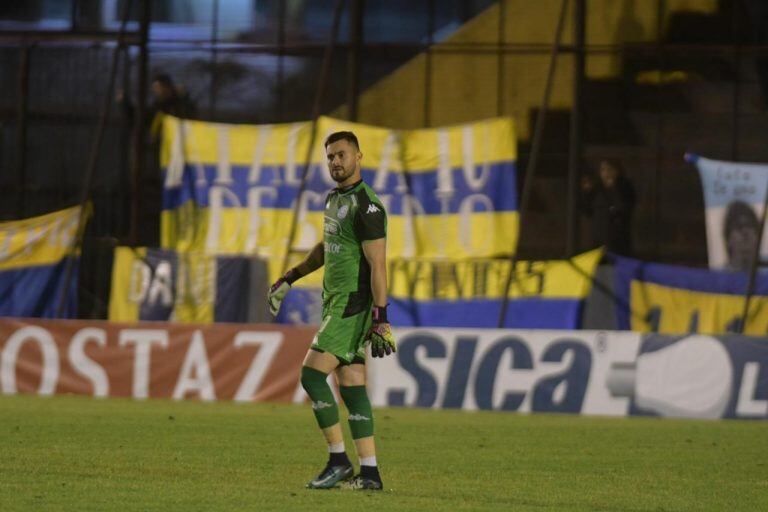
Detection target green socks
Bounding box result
[340,385,374,439]
[300,367,375,439]
[300,366,339,429]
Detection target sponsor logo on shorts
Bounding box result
[348,413,370,421]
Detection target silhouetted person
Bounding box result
[149,73,195,118]
[580,159,636,256]
[117,73,196,129]
[116,74,195,246]
[722,200,760,272]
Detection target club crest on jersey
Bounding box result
[337,204,349,219]
[366,204,380,214]
[324,217,340,235]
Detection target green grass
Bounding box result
[0,395,766,511]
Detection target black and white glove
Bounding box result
[267,269,300,316]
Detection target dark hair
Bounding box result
[600,158,625,176]
[723,200,759,239]
[324,131,360,150]
[153,73,174,87]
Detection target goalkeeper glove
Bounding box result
[267,269,300,316]
[367,305,396,358]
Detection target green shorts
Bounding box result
[311,292,372,364]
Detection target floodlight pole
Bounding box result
[566,0,586,257]
[423,0,435,127]
[281,0,347,274]
[209,0,220,119]
[738,177,768,333]
[129,0,150,245]
[347,0,363,121]
[496,0,507,117]
[274,0,287,121]
[16,45,30,218]
[56,0,135,317]
[497,0,569,328]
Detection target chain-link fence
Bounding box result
[1,0,767,317]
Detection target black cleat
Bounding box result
[341,475,383,491]
[306,463,353,489]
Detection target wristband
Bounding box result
[284,268,302,285]
[372,305,388,323]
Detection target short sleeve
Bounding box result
[354,200,386,241]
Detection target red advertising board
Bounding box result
[0,318,314,402]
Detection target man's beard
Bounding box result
[330,165,354,183]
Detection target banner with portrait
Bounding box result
[691,154,768,270]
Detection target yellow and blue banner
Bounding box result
[158,114,605,328]
[392,248,603,328]
[160,115,517,268]
[280,249,603,328]
[108,247,262,323]
[0,206,80,318]
[614,255,768,334]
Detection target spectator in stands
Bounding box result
[115,73,195,247]
[722,200,760,272]
[117,73,196,129]
[149,73,195,118]
[580,159,636,257]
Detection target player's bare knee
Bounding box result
[337,363,366,387]
[303,347,340,374]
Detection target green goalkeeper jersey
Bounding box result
[322,179,387,313]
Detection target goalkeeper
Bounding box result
[268,131,395,491]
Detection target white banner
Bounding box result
[691,154,768,270]
[4,318,766,420]
[369,328,768,420]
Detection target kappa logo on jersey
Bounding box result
[366,204,380,214]
[337,204,349,219]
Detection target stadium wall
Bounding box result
[1,318,765,420]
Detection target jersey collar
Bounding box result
[335,179,363,194]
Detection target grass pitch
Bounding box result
[0,395,766,511]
